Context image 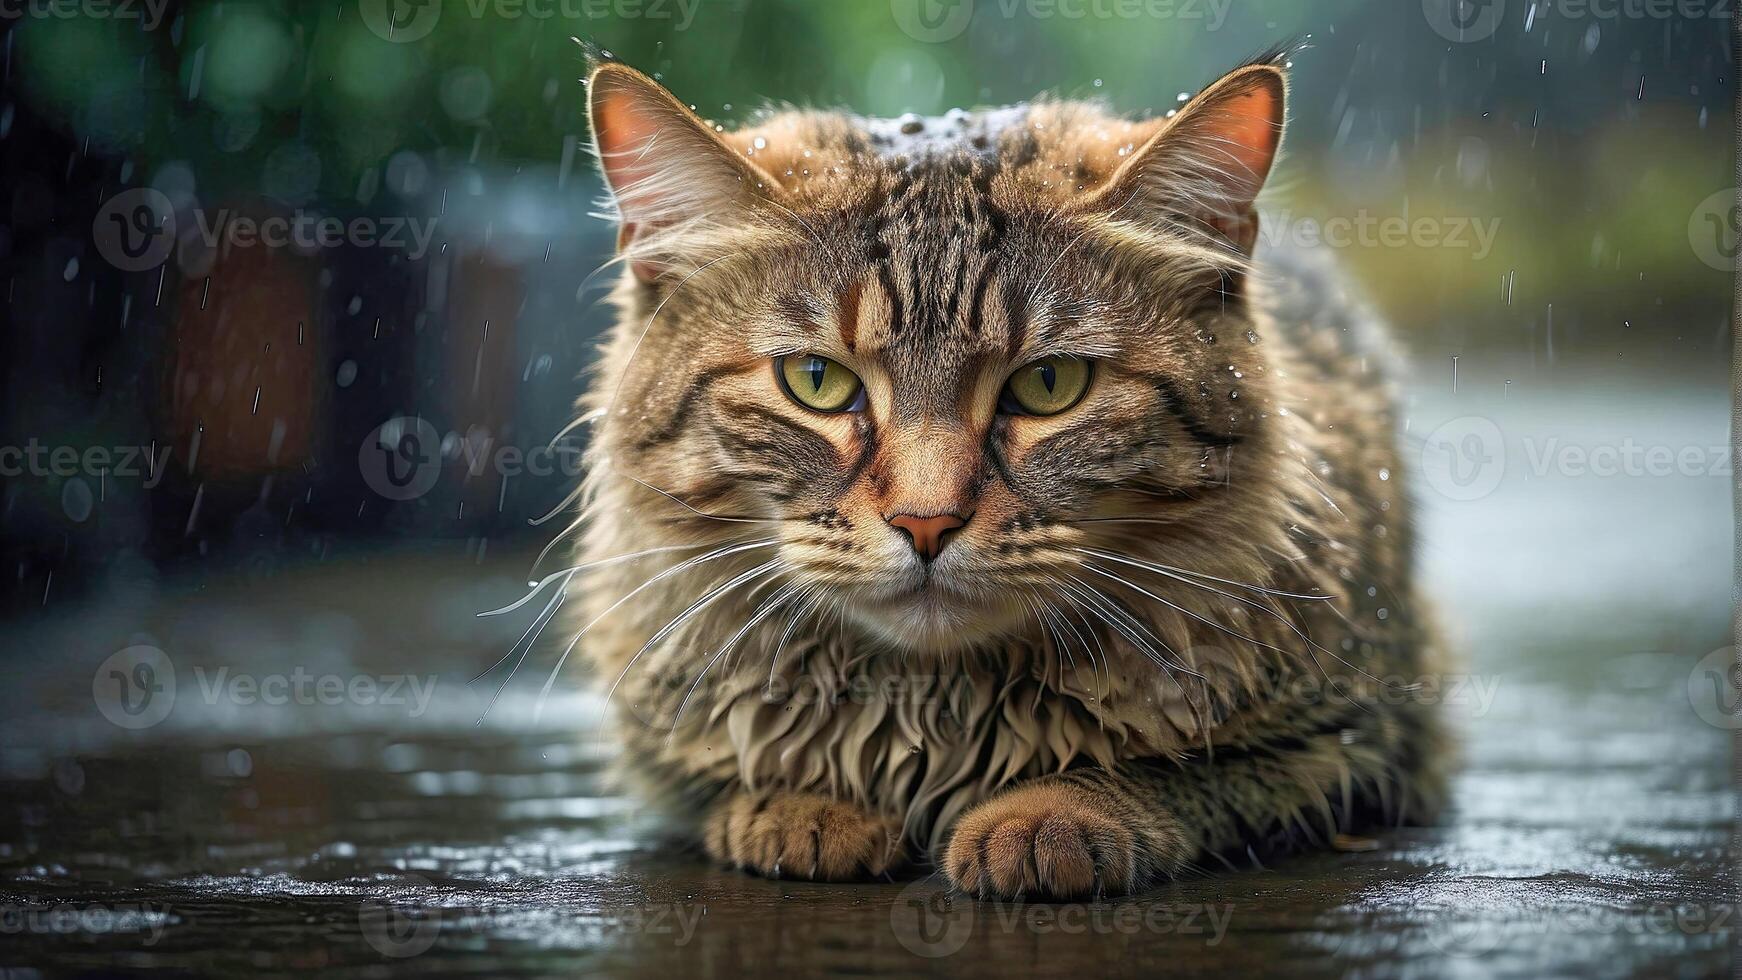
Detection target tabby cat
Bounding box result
[568,50,1448,898]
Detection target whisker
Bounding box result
[620,472,790,525]
[473,569,576,683]
[667,571,800,737]
[1058,577,1203,680]
[1059,574,1212,738]
[1081,549,1393,692]
[600,557,786,722]
[529,539,780,721]
[763,583,824,691]
[476,570,575,723]
[1081,562,1290,660]
[480,541,744,619]
[1075,548,1336,602]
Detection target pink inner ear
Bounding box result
[594,90,675,283]
[1212,85,1283,193]
[595,94,663,201]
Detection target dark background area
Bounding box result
[0,0,1731,616]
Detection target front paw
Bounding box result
[705,792,904,881]
[945,780,1160,899]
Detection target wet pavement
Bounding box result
[0,371,1734,978]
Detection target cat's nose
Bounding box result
[887,512,969,563]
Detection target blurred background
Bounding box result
[0,2,1732,976]
[0,0,1730,595]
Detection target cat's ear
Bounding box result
[588,62,786,284]
[1090,61,1285,255]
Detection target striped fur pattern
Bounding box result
[570,53,1448,898]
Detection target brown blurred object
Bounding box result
[164,202,321,480]
[443,248,524,519]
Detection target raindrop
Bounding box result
[336,360,358,388]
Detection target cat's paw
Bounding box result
[945,780,1154,899]
[705,791,905,881]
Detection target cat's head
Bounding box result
[585,55,1288,652]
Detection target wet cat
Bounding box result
[568,49,1447,897]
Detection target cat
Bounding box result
[566,48,1448,898]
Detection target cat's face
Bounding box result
[587,59,1285,651]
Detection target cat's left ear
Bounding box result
[588,61,789,284]
[1089,61,1285,255]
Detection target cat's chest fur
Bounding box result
[588,558,1299,848]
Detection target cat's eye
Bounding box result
[777,355,865,413]
[1001,356,1093,416]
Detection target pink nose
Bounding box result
[887,513,968,562]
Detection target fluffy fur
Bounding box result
[563,51,1448,898]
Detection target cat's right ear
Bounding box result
[588,62,785,284]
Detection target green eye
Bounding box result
[1002,356,1093,416]
[778,355,864,413]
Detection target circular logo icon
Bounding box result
[1423,0,1505,43]
[92,645,176,730]
[891,0,975,42]
[358,874,442,958]
[1419,416,1505,502]
[889,876,972,958]
[1689,189,1738,272]
[359,0,441,43]
[359,416,443,501]
[1688,647,1742,729]
[1428,915,1502,957]
[92,189,176,272]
